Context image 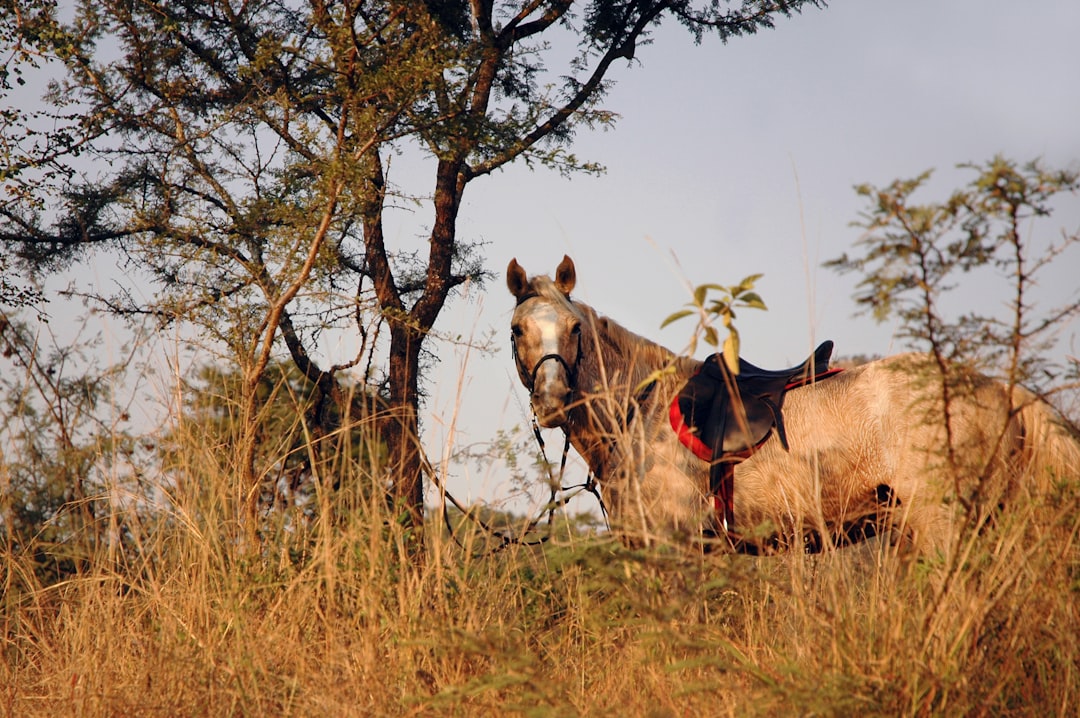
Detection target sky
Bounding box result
[416,0,1080,512]
[9,1,1080,519]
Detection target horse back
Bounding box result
[732,353,1065,552]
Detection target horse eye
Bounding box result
[511,325,523,337]
[570,322,581,335]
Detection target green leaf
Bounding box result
[635,365,676,394]
[736,274,764,293]
[703,326,719,348]
[739,292,767,310]
[723,332,740,374]
[708,299,731,316]
[660,309,694,328]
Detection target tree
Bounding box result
[168,358,387,520]
[1,0,60,313]
[827,157,1080,480]
[0,309,141,583]
[828,157,1080,390]
[2,0,826,547]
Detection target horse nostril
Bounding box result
[531,389,572,417]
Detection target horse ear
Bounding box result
[554,255,576,295]
[506,258,528,299]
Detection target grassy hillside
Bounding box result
[4,411,1078,718]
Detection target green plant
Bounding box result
[661,275,768,373]
[828,156,1080,397]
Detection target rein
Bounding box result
[437,424,607,556]
[411,319,601,557]
[510,320,609,530]
[530,415,609,530]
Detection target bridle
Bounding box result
[509,294,583,398]
[510,328,582,396]
[509,304,607,525]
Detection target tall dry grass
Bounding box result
[3,375,1079,718]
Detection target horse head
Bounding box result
[506,255,583,427]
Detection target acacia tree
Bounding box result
[828,157,1080,487]
[0,310,142,582]
[829,157,1080,392]
[2,0,825,542]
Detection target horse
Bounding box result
[506,255,1080,554]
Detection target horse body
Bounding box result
[507,256,1080,553]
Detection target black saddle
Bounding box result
[669,340,843,537]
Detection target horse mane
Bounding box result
[525,274,694,393]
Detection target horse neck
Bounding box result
[573,301,681,408]
[561,301,699,477]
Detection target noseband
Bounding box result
[510,328,582,394]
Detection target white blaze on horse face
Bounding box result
[529,303,572,426]
[516,300,576,427]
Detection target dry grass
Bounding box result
[3,396,1080,718]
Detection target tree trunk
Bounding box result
[384,323,425,538]
[369,155,466,555]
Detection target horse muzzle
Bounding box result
[526,353,576,427]
[531,388,573,428]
